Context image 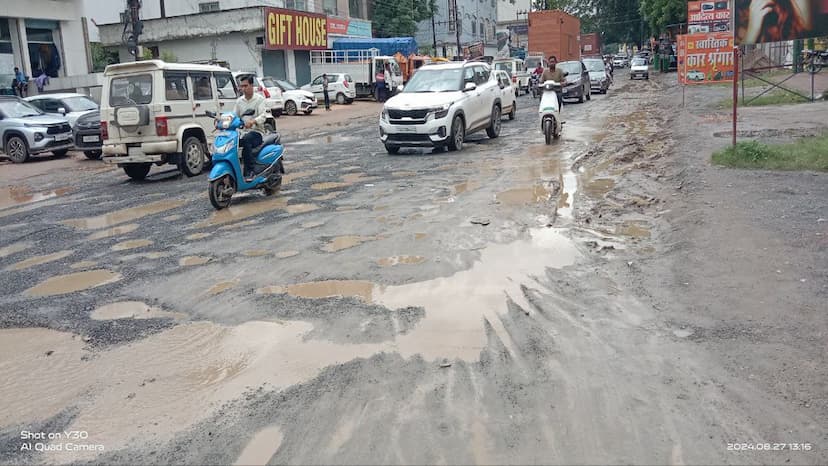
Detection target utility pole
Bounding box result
[123,0,143,61]
[454,1,461,58]
[431,4,438,56]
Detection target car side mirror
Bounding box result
[58,107,66,115]
[464,82,477,92]
[498,82,505,89]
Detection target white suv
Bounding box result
[379,62,503,154]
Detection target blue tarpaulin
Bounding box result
[331,37,418,58]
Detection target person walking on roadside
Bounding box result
[12,67,27,97]
[322,73,331,111]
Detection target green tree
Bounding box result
[372,0,435,37]
[638,0,685,36]
[90,43,120,72]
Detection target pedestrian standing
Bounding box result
[12,67,27,97]
[322,73,331,111]
[375,64,386,102]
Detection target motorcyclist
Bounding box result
[540,55,565,108]
[234,75,269,180]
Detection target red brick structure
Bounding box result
[527,10,581,62]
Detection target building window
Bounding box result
[0,20,12,54]
[199,2,220,13]
[349,0,365,19]
[285,0,307,11]
[323,0,337,15]
[471,21,476,35]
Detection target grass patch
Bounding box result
[718,90,811,108]
[712,135,828,171]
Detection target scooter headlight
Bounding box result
[219,114,233,129]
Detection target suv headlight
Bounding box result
[431,103,450,120]
[381,108,389,122]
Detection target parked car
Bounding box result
[687,70,706,81]
[557,60,591,103]
[271,78,318,115]
[302,73,356,105]
[493,70,517,120]
[101,60,252,180]
[380,61,503,154]
[612,55,629,68]
[25,93,98,128]
[492,58,530,96]
[232,72,283,118]
[583,58,611,94]
[73,110,103,159]
[630,57,650,80]
[0,96,73,163]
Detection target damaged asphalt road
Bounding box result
[1,70,826,465]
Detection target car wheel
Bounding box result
[84,150,102,160]
[4,135,29,163]
[123,163,151,180]
[52,149,69,157]
[486,106,501,139]
[586,86,591,101]
[336,93,346,105]
[645,75,649,80]
[447,115,464,152]
[179,136,205,177]
[285,100,298,116]
[263,122,275,133]
[509,101,516,120]
[385,144,400,155]
[345,98,354,104]
[304,109,313,115]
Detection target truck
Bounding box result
[309,49,404,99]
[394,53,432,83]
[331,37,418,58]
[580,32,602,56]
[527,10,581,62]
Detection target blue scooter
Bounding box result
[205,109,285,210]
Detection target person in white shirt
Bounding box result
[234,75,269,179]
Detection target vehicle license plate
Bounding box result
[82,135,100,143]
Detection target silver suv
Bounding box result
[379,61,502,154]
[0,96,73,163]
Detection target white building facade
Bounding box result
[2,0,93,91]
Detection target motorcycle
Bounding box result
[530,74,541,99]
[205,109,285,210]
[539,80,563,145]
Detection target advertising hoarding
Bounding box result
[678,33,735,84]
[264,7,328,50]
[734,0,828,44]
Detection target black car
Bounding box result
[73,110,102,159]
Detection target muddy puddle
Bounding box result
[63,199,185,230]
[300,221,325,229]
[257,280,374,302]
[377,256,426,267]
[6,250,73,271]
[454,181,481,195]
[242,250,270,257]
[0,321,384,463]
[414,233,427,240]
[282,170,319,184]
[179,256,212,266]
[112,239,154,251]
[234,426,283,466]
[0,186,72,210]
[196,196,290,228]
[70,260,98,270]
[341,173,377,184]
[90,301,185,321]
[208,280,239,295]
[87,224,139,241]
[0,241,34,259]
[321,236,376,253]
[285,203,320,215]
[311,191,344,201]
[311,181,351,191]
[185,232,211,241]
[496,185,551,205]
[615,221,651,238]
[25,270,122,297]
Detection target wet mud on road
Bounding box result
[1,71,825,465]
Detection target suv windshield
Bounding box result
[583,60,606,72]
[0,100,43,118]
[110,74,152,106]
[276,80,297,90]
[557,61,582,75]
[525,57,543,69]
[632,58,647,66]
[493,62,514,73]
[63,96,98,112]
[403,68,463,92]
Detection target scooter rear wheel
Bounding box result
[209,175,235,210]
[544,119,553,145]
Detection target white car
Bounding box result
[630,58,649,80]
[492,58,529,96]
[380,61,503,154]
[302,73,356,105]
[612,55,629,68]
[687,70,705,81]
[232,72,284,117]
[493,70,517,120]
[270,78,318,115]
[25,93,98,128]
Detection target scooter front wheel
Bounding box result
[209,175,235,210]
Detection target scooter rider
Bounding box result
[234,75,269,180]
[541,55,565,108]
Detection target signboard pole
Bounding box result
[732,46,739,151]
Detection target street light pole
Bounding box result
[454,3,462,58]
[432,8,438,56]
